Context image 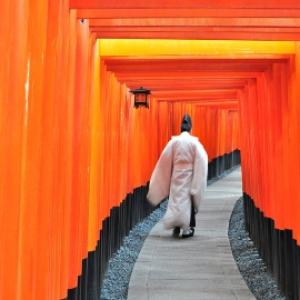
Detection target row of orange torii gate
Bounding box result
[1,1,300,299]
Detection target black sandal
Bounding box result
[182,227,195,239]
[172,227,180,238]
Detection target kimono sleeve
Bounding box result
[147,140,173,206]
[190,142,208,209]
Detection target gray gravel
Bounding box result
[101,176,285,300]
[100,201,167,300]
[228,197,286,300]
[100,167,239,299]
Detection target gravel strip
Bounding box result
[228,197,286,300]
[100,201,167,300]
[100,166,242,300]
[101,166,278,300]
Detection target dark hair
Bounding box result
[180,114,192,132]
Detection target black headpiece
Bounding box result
[180,114,192,132]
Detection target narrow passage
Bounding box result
[128,168,254,300]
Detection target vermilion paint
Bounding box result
[1,1,300,300]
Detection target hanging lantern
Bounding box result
[130,87,151,108]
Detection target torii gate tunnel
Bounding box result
[1,1,300,299]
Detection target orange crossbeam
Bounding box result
[70,0,300,9]
[77,8,300,19]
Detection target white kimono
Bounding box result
[147,132,208,230]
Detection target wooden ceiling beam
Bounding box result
[77,8,300,19]
[103,60,274,72]
[89,17,300,27]
[90,26,300,33]
[123,80,246,90]
[113,71,259,80]
[70,0,300,10]
[152,89,238,97]
[95,31,300,40]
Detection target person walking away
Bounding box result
[147,114,208,238]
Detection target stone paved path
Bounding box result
[128,168,255,300]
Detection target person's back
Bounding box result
[147,114,208,238]
[172,131,198,166]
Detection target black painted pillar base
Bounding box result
[65,185,153,300]
[65,149,241,300]
[207,149,241,180]
[244,194,300,300]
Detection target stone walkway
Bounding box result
[127,168,255,300]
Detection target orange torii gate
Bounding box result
[70,0,300,40]
[2,1,300,299]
